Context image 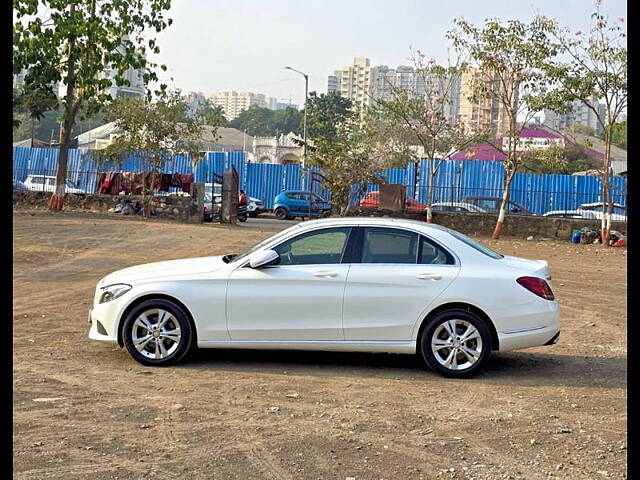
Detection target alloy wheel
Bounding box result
[431,319,483,371]
[131,308,182,360]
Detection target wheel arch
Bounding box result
[417,302,499,351]
[116,293,198,348]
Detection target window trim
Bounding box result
[351,226,458,266]
[238,226,354,268]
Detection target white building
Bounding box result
[328,57,460,119]
[333,57,377,109]
[209,91,296,121]
[543,98,605,135]
[183,91,207,117]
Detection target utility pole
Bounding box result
[285,66,309,191]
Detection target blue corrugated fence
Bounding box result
[13,146,626,213]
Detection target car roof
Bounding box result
[291,216,451,233]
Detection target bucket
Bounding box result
[571,229,581,244]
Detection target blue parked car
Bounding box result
[273,191,332,220]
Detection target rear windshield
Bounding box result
[445,229,504,259]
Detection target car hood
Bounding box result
[100,255,228,285]
[499,255,551,279]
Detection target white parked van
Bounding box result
[23,175,86,194]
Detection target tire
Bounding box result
[238,214,248,222]
[122,299,195,367]
[275,207,287,220]
[249,212,257,218]
[419,309,492,378]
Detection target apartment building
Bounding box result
[543,98,605,135]
[458,68,512,135]
[209,91,296,121]
[328,57,460,119]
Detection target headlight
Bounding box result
[99,284,132,304]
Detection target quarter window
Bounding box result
[419,236,455,265]
[274,227,351,266]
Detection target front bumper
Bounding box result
[87,297,127,345]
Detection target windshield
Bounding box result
[230,224,302,264]
[444,228,504,259]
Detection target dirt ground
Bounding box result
[13,210,627,480]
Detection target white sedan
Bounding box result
[88,218,560,377]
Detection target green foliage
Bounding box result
[304,91,353,143]
[14,0,173,198]
[100,91,206,176]
[229,106,301,136]
[522,144,601,174]
[611,120,626,150]
[373,49,489,214]
[195,99,229,127]
[307,115,386,216]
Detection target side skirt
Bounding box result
[197,340,416,354]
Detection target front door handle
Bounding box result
[314,270,338,278]
[417,273,442,281]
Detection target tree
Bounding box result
[195,99,229,127]
[304,91,353,142]
[449,16,565,238]
[307,114,386,216]
[541,3,626,242]
[611,120,626,150]
[13,87,59,144]
[229,106,277,136]
[272,108,302,136]
[373,49,489,222]
[521,144,601,174]
[13,0,173,211]
[100,92,206,215]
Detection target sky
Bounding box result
[150,0,626,106]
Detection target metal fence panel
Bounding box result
[13,147,627,214]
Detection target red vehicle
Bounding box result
[359,191,427,211]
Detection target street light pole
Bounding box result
[285,66,308,191]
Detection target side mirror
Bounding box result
[249,249,280,269]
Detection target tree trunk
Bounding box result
[493,169,514,239]
[426,167,435,223]
[48,123,74,211]
[48,1,77,212]
[601,125,612,245]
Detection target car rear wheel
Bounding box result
[419,309,491,378]
[274,207,287,220]
[122,299,194,367]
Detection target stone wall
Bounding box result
[348,207,627,239]
[13,191,203,224]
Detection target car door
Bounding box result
[342,227,460,341]
[226,227,353,341]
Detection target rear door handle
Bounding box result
[417,273,441,281]
[314,270,338,278]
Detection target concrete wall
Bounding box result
[13,191,203,224]
[348,207,627,239]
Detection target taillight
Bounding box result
[516,276,555,301]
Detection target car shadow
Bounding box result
[181,348,626,389]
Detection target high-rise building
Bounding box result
[209,91,296,121]
[333,57,377,110]
[543,98,605,135]
[458,68,513,135]
[327,74,339,93]
[183,91,206,117]
[328,58,460,119]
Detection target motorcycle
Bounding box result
[238,203,248,223]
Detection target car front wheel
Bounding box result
[274,207,287,220]
[122,299,194,367]
[419,309,491,378]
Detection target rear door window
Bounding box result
[360,227,418,264]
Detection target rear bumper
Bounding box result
[497,306,560,352]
